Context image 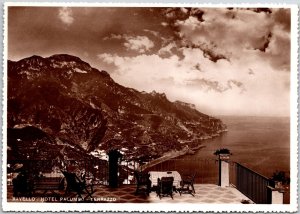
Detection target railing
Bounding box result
[7,159,110,185]
[7,158,219,186]
[142,158,219,184]
[230,162,271,204]
[7,158,145,186]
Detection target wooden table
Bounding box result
[148,171,182,188]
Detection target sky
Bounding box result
[8,6,291,117]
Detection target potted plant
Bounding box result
[213,148,232,160]
[241,199,251,204]
[271,170,290,189]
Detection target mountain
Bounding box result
[7,54,227,162]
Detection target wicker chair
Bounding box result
[156,177,174,199]
[61,170,94,201]
[179,173,196,196]
[134,171,151,195]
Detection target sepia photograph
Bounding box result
[2,3,298,212]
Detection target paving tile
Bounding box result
[223,193,236,198]
[201,199,216,203]
[219,199,235,203]
[208,192,221,197]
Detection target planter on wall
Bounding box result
[274,181,283,189]
[219,153,230,161]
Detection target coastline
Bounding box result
[140,144,206,171]
[140,130,227,171]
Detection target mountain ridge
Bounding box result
[7,54,227,162]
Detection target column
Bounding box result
[267,186,284,204]
[221,160,229,187]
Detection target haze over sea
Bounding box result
[193,116,290,178]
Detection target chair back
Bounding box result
[182,172,196,183]
[190,173,196,182]
[61,171,83,191]
[134,171,150,185]
[159,177,174,193]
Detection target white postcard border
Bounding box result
[1,2,299,212]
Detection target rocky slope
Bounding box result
[7,54,227,163]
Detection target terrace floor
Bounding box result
[7,184,253,203]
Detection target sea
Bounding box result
[190,116,290,178]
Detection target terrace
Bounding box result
[7,184,251,203]
[6,155,289,204]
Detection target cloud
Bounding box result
[8,6,291,117]
[173,8,290,71]
[124,35,154,53]
[102,33,154,53]
[164,8,189,20]
[186,78,246,93]
[161,22,168,27]
[158,42,176,56]
[265,24,290,71]
[96,8,290,117]
[98,53,121,65]
[103,34,123,40]
[143,29,159,37]
[58,7,74,26]
[176,10,268,59]
[273,8,290,31]
[98,45,289,116]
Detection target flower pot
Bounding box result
[274,181,283,189]
[219,154,230,160]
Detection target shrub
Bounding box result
[213,148,231,155]
[271,170,290,184]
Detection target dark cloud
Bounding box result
[190,8,205,22]
[163,8,190,21]
[255,32,272,52]
[164,8,205,22]
[164,9,207,23]
[182,43,228,62]
[247,8,272,14]
[225,10,236,19]
[202,48,228,62]
[273,8,291,32]
[161,8,206,44]
[171,7,290,72]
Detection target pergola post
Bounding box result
[219,154,230,187]
[221,160,230,187]
[267,186,284,204]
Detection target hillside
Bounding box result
[7,54,227,163]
